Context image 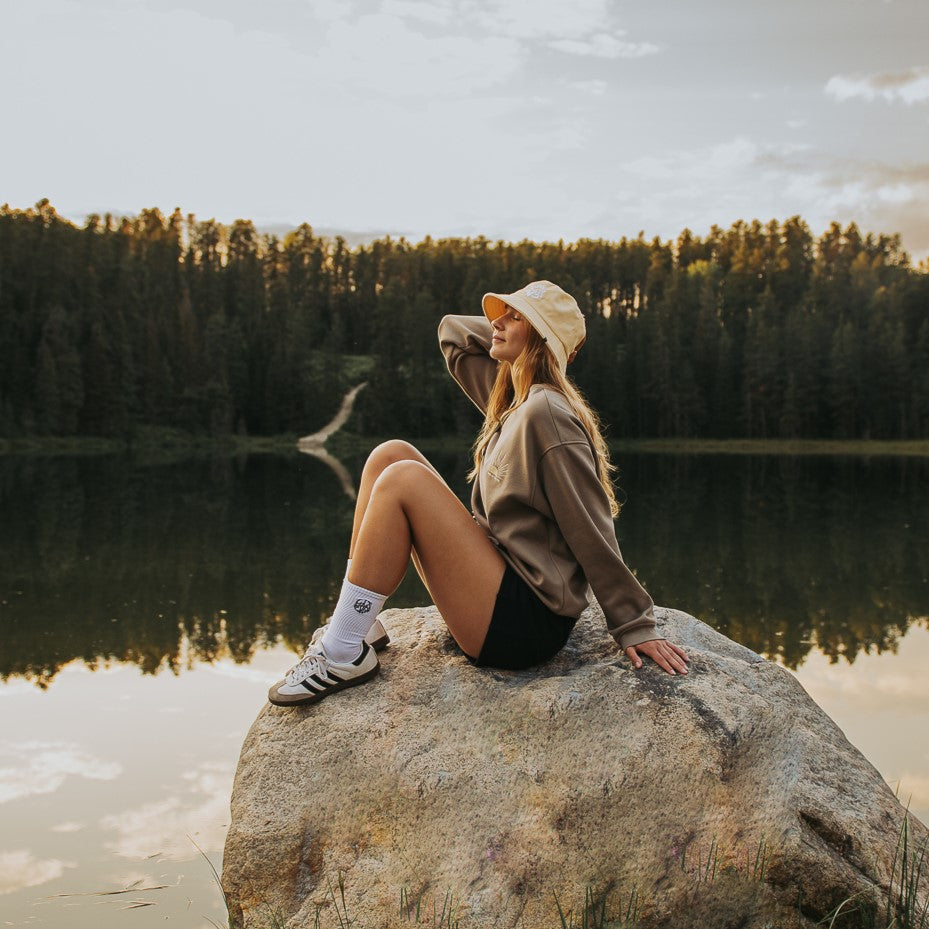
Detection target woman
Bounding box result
[269,281,688,706]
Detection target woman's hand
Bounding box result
[625,638,689,675]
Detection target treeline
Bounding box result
[2,199,928,440]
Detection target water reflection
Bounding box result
[617,454,929,667]
[1,450,927,685]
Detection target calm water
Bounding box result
[1,448,928,927]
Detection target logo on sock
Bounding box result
[354,599,372,614]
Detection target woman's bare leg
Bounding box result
[350,459,505,658]
[349,440,441,558]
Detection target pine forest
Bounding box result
[2,199,928,443]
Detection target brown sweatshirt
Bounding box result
[439,315,660,651]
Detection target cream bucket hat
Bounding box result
[482,280,585,372]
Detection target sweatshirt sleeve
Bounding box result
[537,441,660,651]
[438,315,497,414]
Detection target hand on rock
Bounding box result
[625,638,689,675]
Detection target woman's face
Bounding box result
[489,306,531,364]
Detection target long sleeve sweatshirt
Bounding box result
[439,314,660,651]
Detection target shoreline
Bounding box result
[3,433,929,459]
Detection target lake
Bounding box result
[1,447,927,927]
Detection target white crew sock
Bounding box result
[320,577,388,662]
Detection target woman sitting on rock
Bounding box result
[269,281,688,706]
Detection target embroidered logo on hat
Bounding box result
[525,282,548,299]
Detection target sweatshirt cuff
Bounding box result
[615,621,661,652]
[605,601,659,652]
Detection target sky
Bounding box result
[2,0,928,259]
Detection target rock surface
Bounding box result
[223,606,928,929]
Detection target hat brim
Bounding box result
[481,290,569,371]
[482,293,509,321]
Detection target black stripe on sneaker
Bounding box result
[352,643,371,666]
[269,661,380,707]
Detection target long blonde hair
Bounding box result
[469,327,620,516]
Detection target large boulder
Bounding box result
[222,606,928,929]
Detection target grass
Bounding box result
[0,428,305,458]
[399,886,463,927]
[877,814,924,929]
[607,437,929,458]
[197,821,927,929]
[787,812,929,929]
[676,836,773,885]
[553,886,645,929]
[191,836,238,929]
[885,813,929,929]
[316,872,353,929]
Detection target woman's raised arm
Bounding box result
[438,315,497,414]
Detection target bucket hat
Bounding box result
[482,281,585,372]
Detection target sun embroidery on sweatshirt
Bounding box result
[487,458,510,482]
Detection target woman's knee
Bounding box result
[370,459,434,499]
[364,440,425,477]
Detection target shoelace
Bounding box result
[285,645,329,686]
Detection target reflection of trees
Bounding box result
[618,454,929,669]
[1,452,927,685]
[0,452,425,686]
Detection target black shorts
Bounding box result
[468,564,577,671]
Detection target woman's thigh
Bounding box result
[375,461,505,658]
[352,441,444,554]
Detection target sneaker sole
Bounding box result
[268,663,380,707]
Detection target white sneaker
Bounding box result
[268,640,379,707]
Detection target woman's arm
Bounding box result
[537,440,688,674]
[438,315,497,414]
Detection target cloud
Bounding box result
[0,851,74,895]
[550,33,658,59]
[315,13,524,96]
[0,742,122,805]
[0,0,662,240]
[50,821,86,833]
[826,65,929,104]
[751,148,929,258]
[621,137,766,185]
[100,762,234,859]
[463,0,614,40]
[571,79,608,96]
[608,137,929,262]
[381,0,659,58]
[381,0,455,25]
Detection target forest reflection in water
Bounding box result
[2,447,927,687]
